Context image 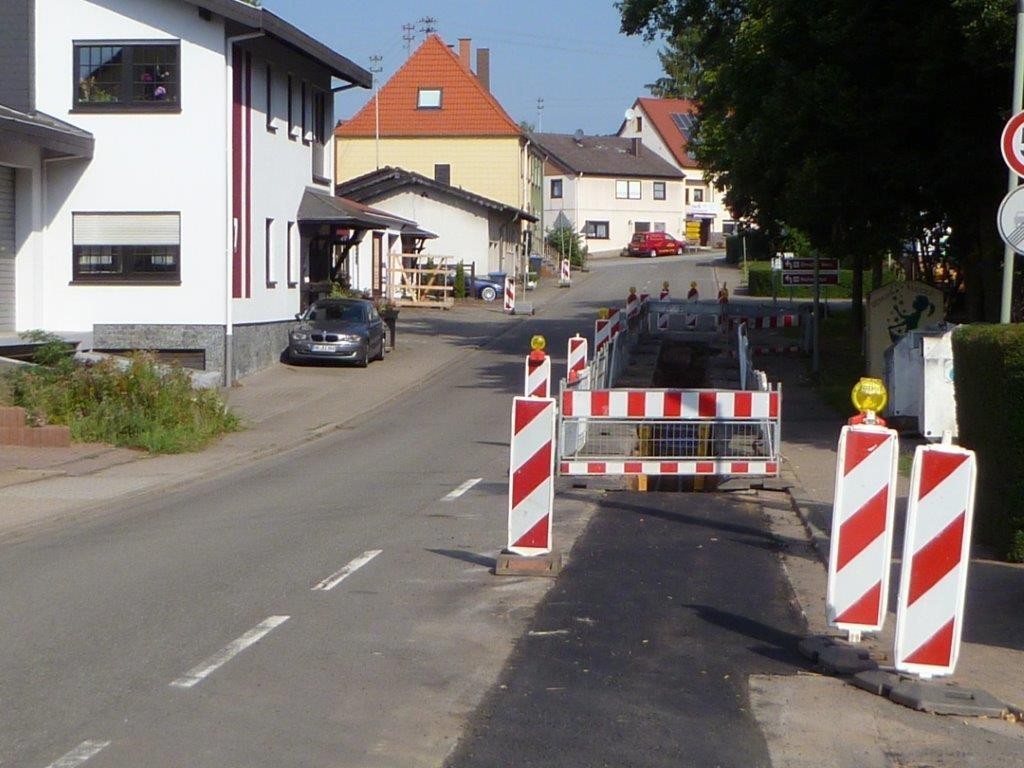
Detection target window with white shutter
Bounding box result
[72,212,180,282]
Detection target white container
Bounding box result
[884,325,958,441]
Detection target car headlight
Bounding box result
[336,333,361,342]
[290,331,309,340]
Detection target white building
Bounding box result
[0,0,374,379]
[617,98,735,246]
[533,133,685,251]
[336,167,536,281]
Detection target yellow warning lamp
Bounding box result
[662,280,670,290]
[598,308,609,320]
[851,377,888,417]
[628,286,637,297]
[529,334,547,362]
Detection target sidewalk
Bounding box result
[0,276,578,538]
[756,352,1024,716]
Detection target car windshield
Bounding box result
[307,303,364,322]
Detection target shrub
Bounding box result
[3,351,239,453]
[546,225,587,268]
[453,262,467,299]
[951,324,1024,561]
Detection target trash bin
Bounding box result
[528,255,543,274]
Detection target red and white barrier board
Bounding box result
[826,425,899,638]
[607,308,621,337]
[562,389,780,420]
[504,276,515,313]
[594,319,611,353]
[728,315,800,330]
[559,459,778,476]
[524,354,551,398]
[559,258,571,286]
[659,286,670,300]
[508,397,556,556]
[567,336,588,382]
[894,444,977,678]
[626,293,639,320]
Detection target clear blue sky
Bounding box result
[267,0,667,135]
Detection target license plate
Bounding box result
[311,344,334,352]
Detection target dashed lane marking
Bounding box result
[443,478,482,501]
[311,550,382,592]
[169,615,289,689]
[44,740,111,768]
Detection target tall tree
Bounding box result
[620,0,1015,325]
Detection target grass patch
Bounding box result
[1,336,240,453]
[813,309,864,419]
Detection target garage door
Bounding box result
[0,166,14,330]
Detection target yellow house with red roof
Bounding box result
[335,35,544,263]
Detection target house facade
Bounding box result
[336,166,536,279]
[617,97,735,246]
[534,133,685,251]
[2,0,372,380]
[335,35,544,275]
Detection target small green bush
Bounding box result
[952,324,1024,561]
[453,262,467,299]
[3,351,239,453]
[546,225,587,268]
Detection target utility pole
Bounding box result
[1001,0,1024,323]
[418,16,438,37]
[536,98,544,132]
[369,54,383,170]
[402,23,415,57]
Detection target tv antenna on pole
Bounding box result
[402,23,416,56]
[536,97,544,131]
[418,16,438,37]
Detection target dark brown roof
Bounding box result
[297,188,414,229]
[335,167,537,222]
[531,133,684,179]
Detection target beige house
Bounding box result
[335,35,544,271]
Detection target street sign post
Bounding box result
[781,272,840,286]
[996,185,1024,253]
[1001,110,1024,178]
[781,254,839,286]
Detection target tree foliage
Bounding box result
[619,0,1016,325]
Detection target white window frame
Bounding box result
[417,88,442,109]
[615,179,641,200]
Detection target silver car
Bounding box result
[287,298,385,367]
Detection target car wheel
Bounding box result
[356,345,369,368]
[480,286,497,302]
[649,249,657,258]
[675,246,682,255]
[373,337,385,361]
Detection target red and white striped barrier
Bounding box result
[504,276,515,313]
[559,459,778,476]
[626,293,639,321]
[639,293,650,304]
[567,335,588,383]
[559,258,571,287]
[507,396,556,556]
[562,389,780,419]
[524,352,551,398]
[728,315,801,330]
[894,444,977,678]
[594,319,611,353]
[607,308,621,338]
[728,345,803,358]
[827,425,899,641]
[659,286,670,300]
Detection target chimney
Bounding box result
[631,137,642,156]
[458,38,471,69]
[476,48,490,91]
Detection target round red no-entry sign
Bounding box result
[1001,111,1024,177]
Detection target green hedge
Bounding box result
[745,262,897,299]
[951,325,1024,561]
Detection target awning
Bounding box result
[0,105,94,159]
[401,224,437,239]
[297,187,416,230]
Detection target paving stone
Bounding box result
[889,680,1008,718]
[798,634,833,662]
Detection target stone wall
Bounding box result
[92,321,291,382]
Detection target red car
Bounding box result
[627,231,686,257]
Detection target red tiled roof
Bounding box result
[335,35,522,138]
[634,97,700,169]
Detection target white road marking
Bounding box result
[311,549,382,591]
[45,740,110,768]
[169,615,289,689]
[443,477,482,501]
